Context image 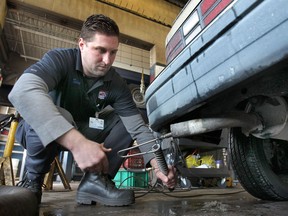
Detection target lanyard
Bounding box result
[82,77,107,116]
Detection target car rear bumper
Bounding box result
[145,0,288,131]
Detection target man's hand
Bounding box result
[56,128,112,173]
[150,158,177,189]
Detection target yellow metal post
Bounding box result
[0,112,19,186]
[3,112,19,157]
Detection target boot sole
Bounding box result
[76,191,135,206]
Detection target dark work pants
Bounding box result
[16,108,133,181]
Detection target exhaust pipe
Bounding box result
[170,112,263,138]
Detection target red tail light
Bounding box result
[201,0,233,26]
[201,0,217,15]
[165,0,234,65]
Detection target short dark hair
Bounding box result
[80,14,120,41]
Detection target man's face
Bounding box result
[79,33,119,78]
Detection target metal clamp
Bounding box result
[117,132,172,158]
[117,139,161,158]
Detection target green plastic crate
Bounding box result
[113,169,149,188]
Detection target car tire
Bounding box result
[229,128,288,201]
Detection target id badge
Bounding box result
[89,117,104,130]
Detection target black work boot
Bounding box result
[76,172,135,206]
[16,173,44,204]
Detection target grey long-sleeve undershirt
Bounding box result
[8,73,74,146]
[8,73,156,164]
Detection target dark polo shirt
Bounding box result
[25,48,139,122]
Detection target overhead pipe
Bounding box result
[96,0,171,27]
[13,25,77,45]
[17,12,27,62]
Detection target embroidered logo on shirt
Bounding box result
[98,90,107,100]
[72,78,81,85]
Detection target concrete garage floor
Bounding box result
[39,182,288,216]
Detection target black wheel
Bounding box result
[0,186,38,216]
[230,128,288,201]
